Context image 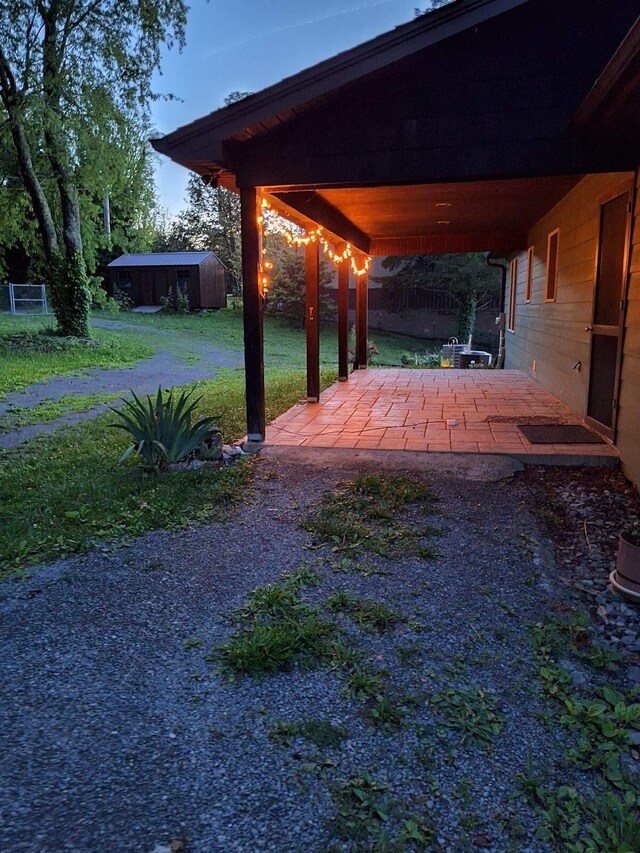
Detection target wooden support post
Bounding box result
[337,261,349,381]
[240,187,265,441]
[306,240,320,401]
[355,269,368,369]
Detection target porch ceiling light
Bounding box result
[435,202,452,207]
[437,219,451,225]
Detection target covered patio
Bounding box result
[267,368,618,464]
[151,0,639,464]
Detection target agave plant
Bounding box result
[110,387,220,471]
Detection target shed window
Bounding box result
[525,246,534,303]
[545,230,559,302]
[508,258,518,332]
[177,269,190,291]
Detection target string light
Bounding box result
[257,197,371,297]
[256,208,274,296]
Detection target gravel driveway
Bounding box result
[0,318,242,448]
[1,451,639,852]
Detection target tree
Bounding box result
[0,1,186,335]
[379,253,501,343]
[157,173,242,285]
[415,0,454,15]
[264,235,336,327]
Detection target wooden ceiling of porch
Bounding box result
[268,175,582,256]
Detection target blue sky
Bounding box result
[151,0,420,215]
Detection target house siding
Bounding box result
[617,169,640,486]
[505,171,640,485]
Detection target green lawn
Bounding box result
[0,308,427,401]
[0,368,335,577]
[0,306,425,576]
[92,306,425,369]
[0,315,154,399]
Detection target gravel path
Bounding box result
[0,318,242,448]
[1,453,638,852]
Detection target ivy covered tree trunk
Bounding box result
[41,4,91,338]
[456,288,478,345]
[48,251,91,337]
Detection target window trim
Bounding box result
[525,246,534,303]
[507,257,518,333]
[545,229,560,303]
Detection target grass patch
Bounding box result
[531,614,640,789]
[431,688,504,748]
[93,306,426,370]
[327,590,403,632]
[0,368,316,576]
[532,611,622,672]
[302,474,440,558]
[366,694,405,731]
[329,558,388,576]
[331,772,391,842]
[344,665,389,701]
[269,718,347,748]
[212,572,339,676]
[0,392,122,431]
[0,317,154,398]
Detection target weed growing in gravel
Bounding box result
[396,643,423,666]
[269,718,347,749]
[325,636,365,671]
[212,575,339,676]
[330,558,388,576]
[344,666,389,701]
[367,694,405,731]
[331,772,390,842]
[532,611,622,672]
[302,474,440,558]
[430,688,504,748]
[536,484,567,529]
[521,778,640,851]
[327,590,403,632]
[525,611,640,844]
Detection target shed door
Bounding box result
[586,190,631,440]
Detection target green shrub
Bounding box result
[160,284,190,314]
[110,386,219,471]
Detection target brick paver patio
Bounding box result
[266,369,618,462]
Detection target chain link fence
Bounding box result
[0,283,50,315]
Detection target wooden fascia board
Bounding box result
[572,15,640,130]
[370,231,526,256]
[149,0,528,169]
[270,191,371,255]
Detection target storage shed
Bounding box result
[107,252,228,309]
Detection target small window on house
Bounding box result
[545,229,559,302]
[525,246,534,303]
[508,257,518,332]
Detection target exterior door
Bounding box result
[586,188,632,440]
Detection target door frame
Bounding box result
[584,177,634,441]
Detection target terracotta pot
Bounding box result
[610,532,640,602]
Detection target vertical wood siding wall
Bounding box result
[617,170,640,486]
[505,171,640,485]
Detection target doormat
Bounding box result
[517,424,605,444]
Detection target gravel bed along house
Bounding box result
[1,453,639,852]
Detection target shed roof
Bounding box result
[108,252,214,268]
